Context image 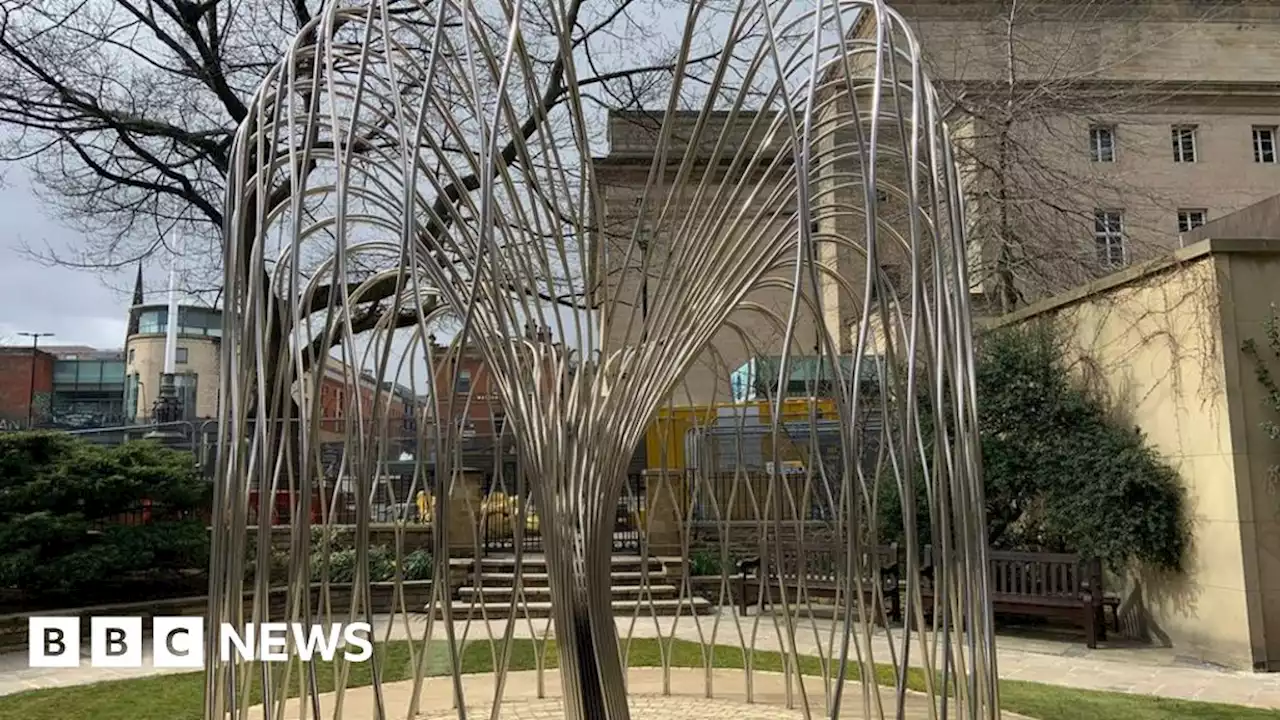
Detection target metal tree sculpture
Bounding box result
[211,0,996,719]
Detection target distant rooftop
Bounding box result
[0,344,122,360]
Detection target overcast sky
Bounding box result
[0,166,135,350]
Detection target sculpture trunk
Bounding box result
[538,467,630,720]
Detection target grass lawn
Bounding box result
[0,637,1274,720]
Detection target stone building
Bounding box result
[124,301,223,422]
[592,111,822,406]
[596,2,1280,381]
[849,0,1280,314]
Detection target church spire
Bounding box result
[126,262,144,337]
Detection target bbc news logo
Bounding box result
[29,617,373,668]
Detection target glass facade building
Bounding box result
[47,352,127,429]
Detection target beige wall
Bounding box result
[125,334,220,420]
[987,238,1280,670]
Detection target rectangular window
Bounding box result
[1090,126,1115,162]
[175,347,189,364]
[125,373,139,421]
[1171,125,1197,163]
[1177,209,1207,234]
[138,309,166,335]
[456,369,472,394]
[1094,210,1126,268]
[1254,126,1277,164]
[127,348,135,363]
[173,373,198,419]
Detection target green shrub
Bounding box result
[309,544,398,583]
[400,549,433,580]
[688,548,725,576]
[879,323,1189,573]
[0,433,210,595]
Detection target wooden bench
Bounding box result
[921,547,1118,648]
[738,534,901,624]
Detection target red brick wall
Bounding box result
[432,351,505,437]
[315,371,410,434]
[0,350,54,429]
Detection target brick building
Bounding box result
[426,333,509,441]
[0,347,54,430]
[309,358,415,437]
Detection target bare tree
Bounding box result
[0,0,733,364]
[901,0,1235,314]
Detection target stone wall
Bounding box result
[987,237,1280,670]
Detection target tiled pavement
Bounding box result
[1,610,1278,711]
[261,668,1033,719]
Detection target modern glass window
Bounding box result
[1094,210,1126,268]
[138,309,165,334]
[53,361,78,384]
[1171,125,1197,163]
[77,362,102,384]
[125,373,139,420]
[101,361,125,384]
[1090,126,1116,162]
[1254,127,1277,164]
[1178,209,1207,234]
[170,373,199,420]
[132,306,223,337]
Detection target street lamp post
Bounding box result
[16,331,54,429]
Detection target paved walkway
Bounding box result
[247,668,1030,719]
[1,610,1278,710]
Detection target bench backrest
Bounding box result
[925,546,1099,600]
[765,535,898,583]
[988,550,1085,599]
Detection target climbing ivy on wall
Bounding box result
[1241,303,1280,484]
[882,322,1190,573]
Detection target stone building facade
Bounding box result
[592,111,822,405]
[851,0,1280,314]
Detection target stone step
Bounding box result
[458,584,681,604]
[478,555,666,574]
[433,597,714,620]
[478,570,667,587]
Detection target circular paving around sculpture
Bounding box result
[417,695,815,719]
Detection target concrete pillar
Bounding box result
[447,468,484,556]
[642,469,687,556]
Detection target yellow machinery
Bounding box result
[643,397,838,473]
[478,491,541,538]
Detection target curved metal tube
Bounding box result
[211,1,997,719]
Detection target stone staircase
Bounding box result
[436,554,713,619]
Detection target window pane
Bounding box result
[78,362,102,384]
[53,361,78,384]
[1090,127,1114,162]
[101,362,125,384]
[1255,129,1276,163]
[138,309,167,334]
[176,347,189,364]
[125,374,139,420]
